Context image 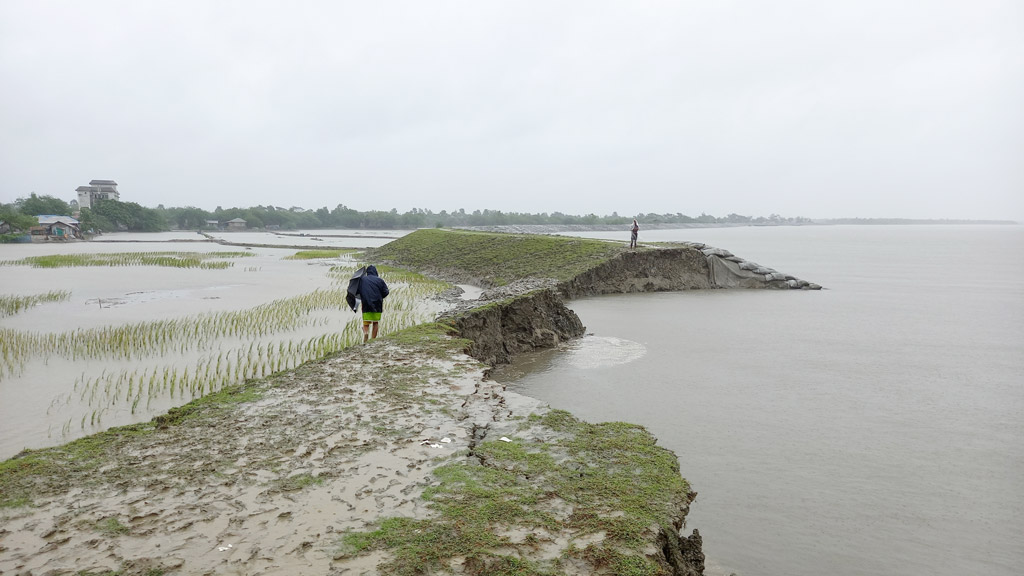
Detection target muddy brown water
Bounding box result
[494,225,1024,576]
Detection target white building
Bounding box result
[75,179,120,209]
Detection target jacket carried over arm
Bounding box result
[357,265,389,314]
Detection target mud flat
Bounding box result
[2,229,817,575]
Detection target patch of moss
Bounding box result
[339,409,689,574]
[370,229,624,286]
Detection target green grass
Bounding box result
[370,229,624,286]
[0,251,252,269]
[0,422,156,508]
[284,249,357,260]
[271,473,325,492]
[0,381,267,508]
[382,321,472,358]
[338,409,689,575]
[152,381,265,428]
[97,517,131,535]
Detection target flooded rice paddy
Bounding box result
[89,229,409,248]
[0,230,438,460]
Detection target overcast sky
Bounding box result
[1,1,1021,219]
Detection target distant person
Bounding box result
[630,219,639,249]
[356,265,389,342]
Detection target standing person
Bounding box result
[630,219,639,249]
[356,265,389,342]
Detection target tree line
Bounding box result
[2,193,812,238]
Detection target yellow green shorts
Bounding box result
[362,312,382,322]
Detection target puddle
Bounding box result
[455,284,484,300]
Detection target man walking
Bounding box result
[355,265,389,342]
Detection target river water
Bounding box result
[493,225,1024,576]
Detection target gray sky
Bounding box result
[2,1,1022,219]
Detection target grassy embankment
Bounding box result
[341,409,692,576]
[371,228,628,287]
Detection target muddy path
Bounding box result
[1,334,501,575]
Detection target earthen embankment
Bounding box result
[449,289,586,365]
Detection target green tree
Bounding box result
[172,206,211,229]
[294,210,322,229]
[0,203,37,231]
[314,207,332,227]
[17,193,71,216]
[77,207,115,233]
[91,199,167,232]
[331,204,361,228]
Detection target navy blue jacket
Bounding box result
[357,265,389,313]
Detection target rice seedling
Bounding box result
[284,249,357,260]
[0,290,71,318]
[3,263,450,440]
[0,251,252,269]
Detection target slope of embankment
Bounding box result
[374,229,819,367]
[372,228,820,296]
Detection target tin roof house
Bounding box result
[32,215,82,239]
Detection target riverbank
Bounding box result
[2,229,816,575]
